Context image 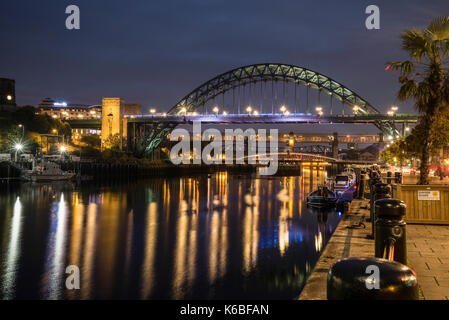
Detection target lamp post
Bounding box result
[212,106,219,116]
[14,143,23,162]
[246,106,252,115]
[18,124,24,140]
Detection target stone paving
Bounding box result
[298,199,449,300]
[407,224,449,300]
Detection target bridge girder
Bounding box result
[144,63,400,155]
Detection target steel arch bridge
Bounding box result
[143,63,398,155]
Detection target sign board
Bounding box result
[418,190,440,201]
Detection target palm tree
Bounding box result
[387,16,449,184]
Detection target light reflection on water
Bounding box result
[0,168,341,299]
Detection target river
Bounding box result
[0,167,342,299]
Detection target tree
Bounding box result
[103,133,125,151]
[387,16,449,184]
[81,134,101,149]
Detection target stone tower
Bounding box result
[101,98,125,149]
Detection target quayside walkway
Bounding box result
[298,199,449,300]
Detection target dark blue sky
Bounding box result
[1,0,447,113]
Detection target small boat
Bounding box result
[307,185,337,207]
[21,160,75,182]
[334,173,356,196]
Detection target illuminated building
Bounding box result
[37,98,102,120]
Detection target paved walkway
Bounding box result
[298,199,449,300]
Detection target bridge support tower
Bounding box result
[332,132,339,159]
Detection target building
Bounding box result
[0,78,16,109]
[101,98,142,150]
[37,98,102,120]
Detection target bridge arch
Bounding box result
[144,63,397,155]
[170,63,379,116]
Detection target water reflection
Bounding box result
[0,166,341,299]
[1,197,23,299]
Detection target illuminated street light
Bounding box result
[223,111,228,116]
[7,95,12,101]
[253,110,259,115]
[60,145,67,153]
[246,106,252,114]
[388,135,393,140]
[353,105,359,114]
[180,107,187,115]
[14,143,23,162]
[280,105,286,113]
[285,111,290,115]
[150,108,156,114]
[405,127,410,132]
[52,129,58,134]
[391,106,398,112]
[212,106,219,115]
[387,111,394,116]
[288,138,294,147]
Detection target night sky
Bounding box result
[1,0,447,114]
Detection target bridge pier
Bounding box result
[332,132,338,159]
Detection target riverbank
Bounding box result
[298,199,449,300]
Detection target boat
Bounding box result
[21,160,75,182]
[333,173,356,196]
[307,185,337,207]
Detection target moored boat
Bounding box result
[307,185,337,207]
[21,160,75,182]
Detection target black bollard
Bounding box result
[327,257,418,300]
[368,183,391,239]
[395,171,403,184]
[375,199,407,265]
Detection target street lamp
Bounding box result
[212,106,219,115]
[391,106,398,112]
[246,106,252,114]
[180,107,187,115]
[387,111,394,116]
[280,105,286,113]
[223,111,228,116]
[353,105,359,114]
[18,124,24,139]
[315,106,323,115]
[14,143,23,162]
[150,108,156,115]
[253,110,259,115]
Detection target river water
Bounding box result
[0,167,342,299]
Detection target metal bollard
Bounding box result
[327,257,418,300]
[368,183,391,239]
[387,171,393,184]
[375,199,407,265]
[394,172,403,184]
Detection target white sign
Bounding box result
[418,190,440,201]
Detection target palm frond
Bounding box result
[398,79,418,101]
[426,16,449,41]
[401,29,429,63]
